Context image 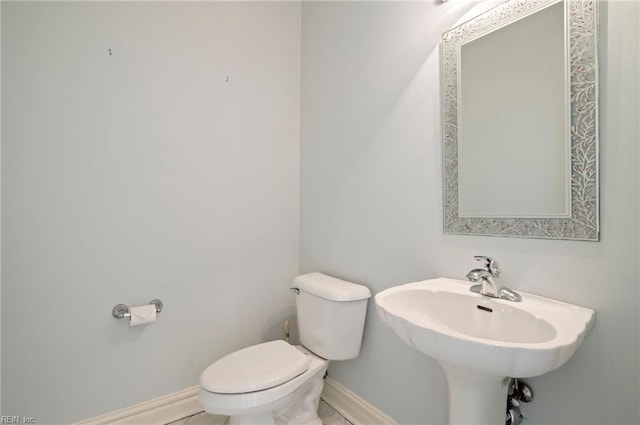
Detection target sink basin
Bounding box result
[375,277,595,424]
[375,277,595,378]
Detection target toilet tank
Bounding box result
[293,273,371,360]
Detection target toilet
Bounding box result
[198,272,371,425]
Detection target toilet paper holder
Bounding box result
[112,299,163,319]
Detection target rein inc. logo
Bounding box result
[1,417,35,424]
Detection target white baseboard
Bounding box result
[74,377,396,425]
[321,377,398,425]
[73,386,203,425]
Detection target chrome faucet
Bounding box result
[466,256,522,302]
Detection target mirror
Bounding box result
[441,0,599,240]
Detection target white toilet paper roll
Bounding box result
[129,304,157,327]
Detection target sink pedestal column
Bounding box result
[440,363,509,425]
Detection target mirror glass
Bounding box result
[441,0,599,240]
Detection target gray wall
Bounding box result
[1,2,300,423]
[300,1,640,424]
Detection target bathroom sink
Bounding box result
[376,277,596,424]
[375,277,595,378]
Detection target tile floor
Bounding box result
[168,399,352,425]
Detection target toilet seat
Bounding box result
[199,346,329,418]
[200,340,310,394]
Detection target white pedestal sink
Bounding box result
[375,278,595,425]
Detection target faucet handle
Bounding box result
[474,256,500,277]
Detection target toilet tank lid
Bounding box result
[293,272,371,301]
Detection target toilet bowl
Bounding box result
[198,273,371,425]
[199,342,328,425]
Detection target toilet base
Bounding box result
[274,368,326,425]
[224,362,327,425]
[227,369,325,425]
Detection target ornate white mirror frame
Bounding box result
[441,0,599,240]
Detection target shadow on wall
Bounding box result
[261,306,298,345]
